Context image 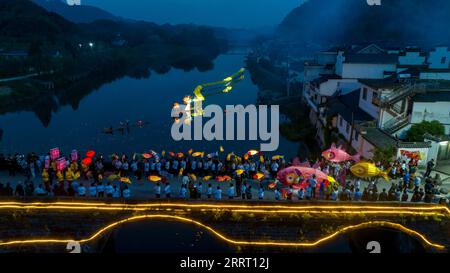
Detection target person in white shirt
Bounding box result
[105,182,114,198]
[182,175,190,186]
[154,182,161,198]
[207,184,213,199]
[214,186,222,200]
[274,188,281,200]
[164,183,171,198]
[88,183,97,197]
[97,182,105,197]
[77,184,86,197]
[258,186,264,200]
[123,186,131,198]
[240,183,247,199]
[180,185,188,199]
[197,182,203,198]
[34,184,47,196]
[227,183,235,199]
[112,185,121,198]
[330,188,339,201]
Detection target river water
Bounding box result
[0,53,298,156]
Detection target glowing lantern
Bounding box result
[82,158,92,166]
[142,153,151,159]
[50,148,60,161]
[56,158,66,172]
[71,150,78,161]
[86,150,95,158]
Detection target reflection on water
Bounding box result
[0,54,298,156]
[103,220,235,253]
[103,221,427,253]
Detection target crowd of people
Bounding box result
[0,150,446,204]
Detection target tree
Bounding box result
[406,120,445,142]
[372,145,396,164]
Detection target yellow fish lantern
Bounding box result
[148,175,162,182]
[350,162,390,181]
[192,152,204,157]
[120,177,132,184]
[189,173,197,182]
[203,175,212,181]
[234,169,244,175]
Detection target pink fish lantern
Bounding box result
[50,148,60,161]
[71,150,78,161]
[56,158,66,172]
[44,156,50,169]
[322,143,360,163]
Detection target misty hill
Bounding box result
[276,0,450,48]
[32,0,121,23]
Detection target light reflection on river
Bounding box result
[0,54,298,156]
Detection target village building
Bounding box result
[303,44,450,166]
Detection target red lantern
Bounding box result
[50,148,60,161]
[82,158,92,166]
[142,153,151,159]
[71,150,78,161]
[56,158,66,171]
[86,150,95,158]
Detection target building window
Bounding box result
[372,91,379,106]
[441,57,447,64]
[363,88,368,100]
[339,116,343,127]
[346,123,350,133]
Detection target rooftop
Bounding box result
[325,89,374,123]
[413,91,450,102]
[344,53,398,64]
[359,77,404,90]
[357,126,397,148]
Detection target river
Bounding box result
[0,53,299,157]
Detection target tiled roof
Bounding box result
[344,53,398,64]
[413,91,450,102]
[325,90,374,123]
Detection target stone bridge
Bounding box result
[0,198,448,253]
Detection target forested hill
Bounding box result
[32,0,121,23]
[0,0,79,43]
[276,0,450,47]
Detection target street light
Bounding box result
[89,42,94,48]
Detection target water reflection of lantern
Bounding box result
[82,158,92,166]
[71,150,78,161]
[86,150,95,158]
[56,158,66,171]
[50,148,60,160]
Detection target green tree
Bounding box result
[372,145,396,163]
[406,120,445,142]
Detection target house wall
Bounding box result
[316,52,337,65]
[337,114,352,142]
[411,101,450,134]
[428,47,450,69]
[419,72,450,80]
[398,52,426,66]
[359,86,380,119]
[319,79,360,96]
[352,134,375,159]
[396,147,429,166]
[341,63,396,79]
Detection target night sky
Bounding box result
[81,0,302,28]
